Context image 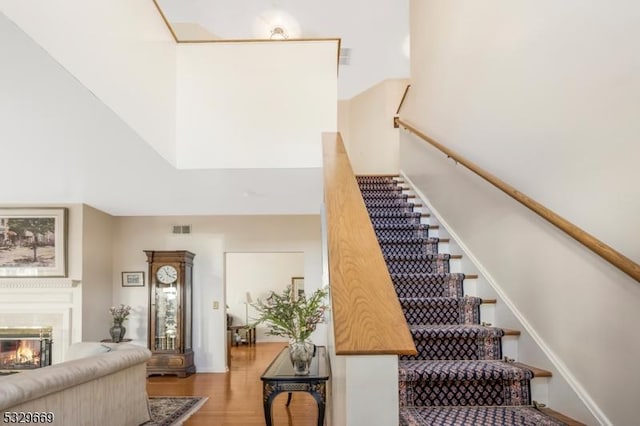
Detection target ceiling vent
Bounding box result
[339,48,352,65]
[172,225,192,234]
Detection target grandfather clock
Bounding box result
[144,250,195,377]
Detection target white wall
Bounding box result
[405,0,640,264]
[337,100,351,152]
[158,0,410,99]
[172,22,218,40]
[225,252,304,341]
[0,0,178,165]
[403,2,640,424]
[339,79,409,174]
[111,215,322,372]
[81,205,114,341]
[176,41,338,169]
[0,13,324,216]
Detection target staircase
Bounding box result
[356,175,583,426]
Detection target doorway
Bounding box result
[225,252,304,345]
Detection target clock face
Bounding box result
[156,265,178,284]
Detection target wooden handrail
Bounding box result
[397,118,640,283]
[323,133,417,355]
[396,84,412,115]
[394,84,411,128]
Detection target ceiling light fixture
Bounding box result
[254,10,300,39]
[270,26,288,40]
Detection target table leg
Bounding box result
[263,382,279,426]
[309,383,326,426]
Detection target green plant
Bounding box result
[252,286,328,342]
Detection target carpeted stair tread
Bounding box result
[378,237,438,245]
[363,196,411,204]
[391,273,465,284]
[373,223,429,231]
[358,184,403,191]
[364,200,413,208]
[371,216,423,226]
[404,324,504,360]
[360,190,408,199]
[399,360,533,407]
[378,236,439,241]
[381,234,436,243]
[386,257,451,274]
[380,239,440,256]
[369,210,422,218]
[356,176,400,184]
[367,205,420,215]
[385,253,449,261]
[376,229,431,240]
[364,199,416,209]
[409,324,505,338]
[399,406,569,426]
[385,255,452,275]
[401,297,481,325]
[383,247,440,257]
[392,273,465,298]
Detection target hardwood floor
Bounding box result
[146,343,321,425]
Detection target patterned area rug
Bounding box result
[142,396,208,426]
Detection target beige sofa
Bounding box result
[0,343,151,426]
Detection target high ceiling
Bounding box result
[156,0,410,99]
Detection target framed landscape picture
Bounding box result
[0,208,68,277]
[122,271,145,287]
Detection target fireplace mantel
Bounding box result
[0,279,80,289]
[0,280,82,363]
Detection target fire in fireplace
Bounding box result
[0,327,52,371]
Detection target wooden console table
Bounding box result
[100,338,132,343]
[260,346,330,426]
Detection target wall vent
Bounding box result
[339,48,352,65]
[172,225,192,234]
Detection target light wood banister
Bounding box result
[394,84,412,128]
[396,84,412,115]
[323,133,417,355]
[397,118,640,283]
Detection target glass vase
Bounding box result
[288,339,315,375]
[109,320,126,343]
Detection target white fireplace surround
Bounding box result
[0,279,82,364]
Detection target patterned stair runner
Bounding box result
[399,359,533,406]
[400,406,567,426]
[356,175,568,426]
[404,325,504,360]
[391,273,464,298]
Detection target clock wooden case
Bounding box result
[144,250,196,377]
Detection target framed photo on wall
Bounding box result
[0,208,68,277]
[122,271,145,287]
[291,276,305,301]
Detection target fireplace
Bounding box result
[0,278,82,364]
[0,327,52,371]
